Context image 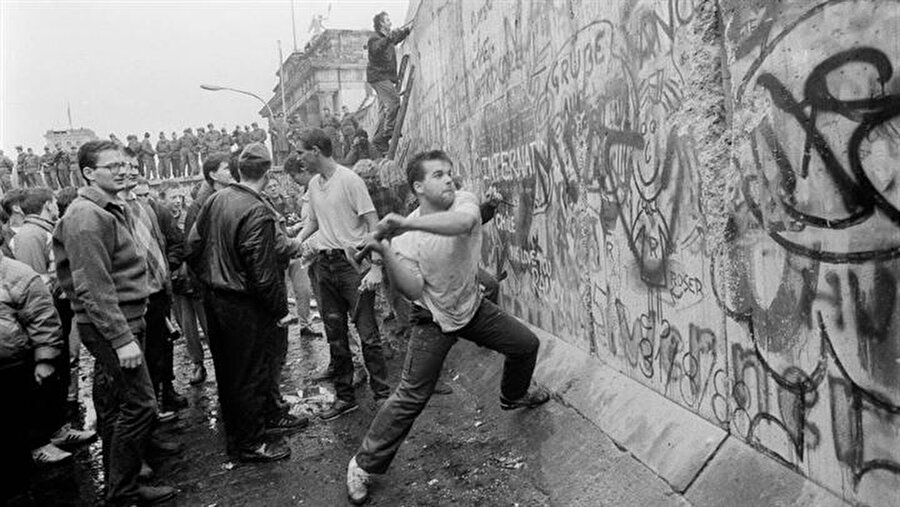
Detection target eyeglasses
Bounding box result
[94,162,129,172]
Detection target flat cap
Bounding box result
[240,142,271,163]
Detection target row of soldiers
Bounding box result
[110,122,268,180]
[0,122,269,193]
[0,146,84,193]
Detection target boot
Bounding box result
[161,383,188,412]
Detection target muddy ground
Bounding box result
[16,301,687,506]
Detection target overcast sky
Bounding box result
[0,0,409,151]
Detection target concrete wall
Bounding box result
[395,0,900,505]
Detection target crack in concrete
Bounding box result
[679,433,729,495]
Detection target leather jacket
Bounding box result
[186,184,287,318]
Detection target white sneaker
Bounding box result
[32,443,72,465]
[346,455,371,504]
[50,423,97,447]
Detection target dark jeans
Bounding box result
[145,291,174,394]
[79,321,157,505]
[26,353,69,449]
[25,296,73,447]
[55,296,73,353]
[1,362,34,502]
[315,252,390,401]
[371,80,401,153]
[202,288,273,452]
[265,325,289,420]
[356,298,539,474]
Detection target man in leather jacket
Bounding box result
[186,143,297,462]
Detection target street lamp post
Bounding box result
[200,84,276,120]
[201,84,288,161]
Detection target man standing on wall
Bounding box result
[180,128,200,176]
[367,11,411,157]
[169,132,183,178]
[345,150,549,504]
[55,145,71,188]
[140,133,158,180]
[295,128,391,420]
[24,148,41,188]
[67,147,82,188]
[40,147,59,190]
[14,146,27,189]
[156,132,171,179]
[0,149,14,193]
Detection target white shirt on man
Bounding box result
[306,165,376,250]
[392,191,482,332]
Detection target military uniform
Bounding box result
[249,126,267,143]
[55,149,71,188]
[40,149,59,189]
[238,129,251,148]
[203,129,221,157]
[180,131,200,176]
[23,152,41,187]
[15,150,27,187]
[127,138,144,175]
[0,153,14,192]
[141,137,157,179]
[68,148,83,187]
[156,137,171,179]
[271,119,291,165]
[220,129,232,151]
[169,135,183,178]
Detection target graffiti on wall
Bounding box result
[398,0,900,504]
[723,0,900,502]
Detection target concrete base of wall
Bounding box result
[444,321,850,506]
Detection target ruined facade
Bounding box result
[261,29,372,125]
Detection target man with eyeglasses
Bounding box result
[52,140,177,506]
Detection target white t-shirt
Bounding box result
[392,191,482,332]
[307,165,376,250]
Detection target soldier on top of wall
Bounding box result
[40,146,59,190]
[169,132,183,178]
[126,135,143,176]
[0,149,14,193]
[55,145,71,188]
[24,148,42,188]
[15,146,27,188]
[156,132,171,180]
[140,133,157,180]
[249,123,267,145]
[180,128,200,176]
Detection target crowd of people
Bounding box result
[0,4,405,198]
[1,12,550,507]
[0,109,383,197]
